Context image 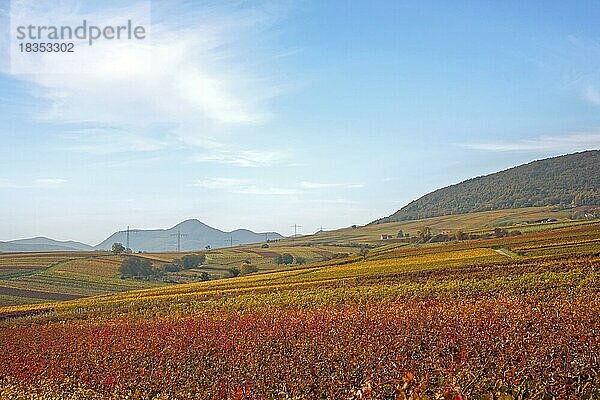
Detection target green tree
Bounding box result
[112,242,126,255]
[119,257,157,279]
[295,256,306,265]
[227,266,241,278]
[275,253,294,265]
[164,263,181,273]
[180,254,206,269]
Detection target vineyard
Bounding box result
[0,221,599,398]
[0,244,361,306]
[0,252,162,306]
[301,206,579,245]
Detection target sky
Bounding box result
[0,0,600,245]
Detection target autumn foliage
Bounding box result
[1,222,600,399]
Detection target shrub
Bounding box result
[119,257,158,279]
[164,263,182,273]
[227,267,240,278]
[275,253,294,265]
[198,271,211,281]
[240,264,259,275]
[180,254,206,269]
[112,243,125,255]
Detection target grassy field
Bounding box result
[0,212,598,398]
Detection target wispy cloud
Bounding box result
[191,178,247,190]
[7,1,292,159]
[300,181,363,189]
[585,87,600,106]
[560,36,600,107]
[192,149,286,167]
[60,128,169,154]
[0,178,67,189]
[191,178,298,196]
[314,198,362,205]
[191,177,364,196]
[460,132,600,153]
[34,178,67,188]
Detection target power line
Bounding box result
[317,225,330,233]
[224,236,240,247]
[290,224,302,239]
[170,230,188,253]
[125,226,140,252]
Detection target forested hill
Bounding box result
[375,150,600,224]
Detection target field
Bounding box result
[0,212,599,399]
[0,207,586,308]
[143,243,362,277]
[0,244,362,306]
[0,252,164,307]
[298,206,580,245]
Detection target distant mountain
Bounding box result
[375,150,600,224]
[94,219,283,252]
[0,237,94,253]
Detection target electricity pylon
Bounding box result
[170,230,188,253]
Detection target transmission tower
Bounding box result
[318,225,330,233]
[170,230,188,253]
[125,226,140,253]
[290,224,302,239]
[225,236,240,247]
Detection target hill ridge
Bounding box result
[0,221,283,253]
[94,219,283,252]
[375,150,600,224]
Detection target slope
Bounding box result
[376,150,600,223]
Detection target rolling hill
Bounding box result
[95,219,283,252]
[1,221,283,253]
[0,237,94,253]
[375,150,600,223]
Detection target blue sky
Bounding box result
[1,0,600,244]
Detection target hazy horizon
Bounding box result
[1,0,600,243]
[2,217,286,247]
